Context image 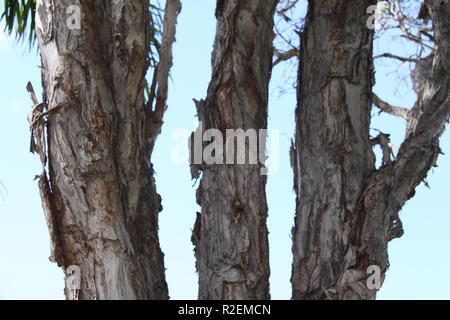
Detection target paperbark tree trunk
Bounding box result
[190,0,278,300]
[291,0,450,300]
[32,0,179,300]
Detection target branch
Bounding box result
[277,0,300,16]
[374,53,419,63]
[146,0,181,150]
[373,2,450,240]
[372,93,411,120]
[387,3,435,51]
[273,47,299,66]
[153,0,181,120]
[419,29,436,43]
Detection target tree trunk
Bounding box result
[191,0,278,300]
[33,0,179,300]
[291,0,380,300]
[292,0,450,300]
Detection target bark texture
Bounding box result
[33,0,179,300]
[191,0,277,300]
[291,0,450,300]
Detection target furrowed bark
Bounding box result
[291,0,378,300]
[33,0,179,300]
[191,0,278,300]
[292,0,450,300]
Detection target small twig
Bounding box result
[273,48,299,66]
[146,0,181,154]
[152,0,181,124]
[374,53,419,63]
[277,0,301,16]
[419,29,435,43]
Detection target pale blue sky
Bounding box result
[0,1,449,300]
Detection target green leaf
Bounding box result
[1,0,163,61]
[1,0,36,46]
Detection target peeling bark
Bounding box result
[292,0,450,300]
[191,0,278,300]
[291,0,380,300]
[33,0,179,300]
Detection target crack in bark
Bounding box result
[191,0,278,300]
[32,0,180,300]
[292,0,450,300]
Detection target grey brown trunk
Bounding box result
[291,0,450,300]
[291,0,380,300]
[34,0,170,300]
[191,0,278,300]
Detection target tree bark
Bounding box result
[291,0,378,300]
[292,0,450,300]
[191,0,278,300]
[33,0,179,300]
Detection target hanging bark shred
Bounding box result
[27,81,65,267]
[147,0,182,154]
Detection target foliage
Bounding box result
[149,1,163,68]
[1,0,36,45]
[1,0,163,65]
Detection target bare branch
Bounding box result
[419,29,435,43]
[372,93,411,120]
[277,0,300,17]
[273,47,299,66]
[381,1,435,52]
[379,2,450,224]
[374,52,419,63]
[147,0,181,151]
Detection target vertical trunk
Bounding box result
[33,0,175,299]
[292,0,450,300]
[191,0,277,300]
[291,0,380,300]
